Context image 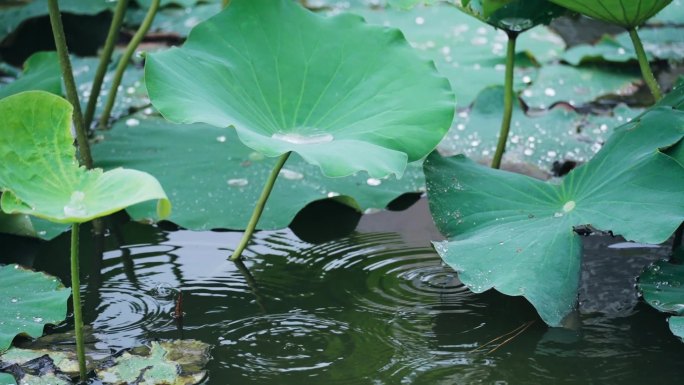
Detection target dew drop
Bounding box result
[544,88,556,97]
[227,178,248,187]
[216,135,227,143]
[10,298,18,303]
[63,191,87,217]
[366,178,382,186]
[126,118,140,127]
[327,192,340,198]
[562,200,576,212]
[553,212,563,218]
[415,16,425,25]
[280,169,304,180]
[33,317,43,323]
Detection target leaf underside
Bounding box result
[549,0,673,28]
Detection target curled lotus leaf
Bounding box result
[0,91,171,224]
[456,0,566,32]
[549,0,673,28]
[145,0,455,179]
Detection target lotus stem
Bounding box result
[98,0,160,128]
[627,27,662,101]
[47,0,94,169]
[230,152,291,261]
[70,223,87,381]
[84,0,130,129]
[222,0,231,8]
[491,31,518,169]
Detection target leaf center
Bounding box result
[562,200,576,213]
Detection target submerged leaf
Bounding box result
[549,0,673,28]
[0,265,70,352]
[425,86,684,326]
[95,341,209,385]
[0,91,170,224]
[93,117,426,230]
[0,348,81,375]
[146,0,454,179]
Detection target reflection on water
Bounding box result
[1,201,683,384]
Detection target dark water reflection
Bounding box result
[2,200,684,384]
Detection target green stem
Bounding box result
[70,223,87,381]
[222,0,231,8]
[491,31,518,170]
[84,0,129,129]
[628,27,662,101]
[47,0,94,169]
[230,152,291,261]
[98,0,160,128]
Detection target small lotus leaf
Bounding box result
[455,0,566,32]
[92,116,426,230]
[0,265,70,352]
[145,0,454,179]
[549,0,673,28]
[95,341,209,385]
[425,86,684,326]
[0,91,171,224]
[0,52,61,100]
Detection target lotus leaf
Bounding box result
[0,52,61,99]
[92,117,426,230]
[349,3,565,107]
[425,86,684,326]
[0,265,70,352]
[0,91,170,224]
[549,0,673,28]
[638,258,684,341]
[146,0,454,179]
[521,64,640,108]
[437,86,642,171]
[0,373,15,385]
[455,0,566,32]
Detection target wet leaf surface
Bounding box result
[638,257,684,342]
[92,116,426,230]
[0,265,70,352]
[425,86,684,326]
[521,64,640,108]
[437,85,642,171]
[0,92,170,224]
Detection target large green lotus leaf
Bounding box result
[92,116,426,230]
[549,0,672,28]
[0,373,15,385]
[437,86,642,171]
[145,0,454,179]
[0,0,113,42]
[0,91,170,224]
[0,264,70,352]
[425,87,684,326]
[0,52,61,100]
[521,64,640,108]
[349,3,565,107]
[95,341,208,385]
[455,0,566,32]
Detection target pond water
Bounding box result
[2,199,684,384]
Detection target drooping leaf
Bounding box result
[548,0,673,28]
[521,64,640,108]
[0,373,15,385]
[92,116,426,230]
[349,2,565,107]
[425,86,684,326]
[95,340,209,385]
[0,91,170,224]
[0,52,61,100]
[437,86,642,171]
[0,264,71,352]
[455,0,566,32]
[0,0,114,42]
[146,0,455,179]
